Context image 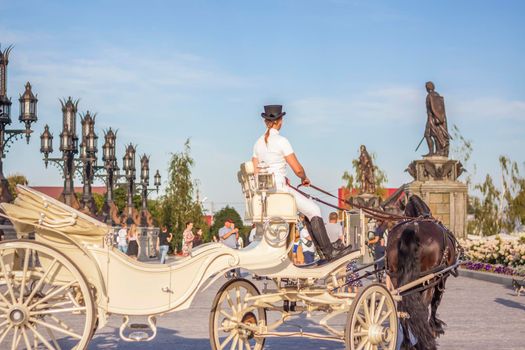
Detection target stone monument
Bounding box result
[352,145,381,208]
[406,82,467,238]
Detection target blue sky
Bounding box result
[1,0,524,215]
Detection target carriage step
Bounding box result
[129,323,149,329]
[119,315,157,342]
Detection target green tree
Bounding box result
[209,206,245,242]
[147,199,162,226]
[93,193,105,214]
[499,156,525,232]
[159,140,207,253]
[470,174,502,236]
[7,173,28,199]
[113,186,141,212]
[451,124,476,190]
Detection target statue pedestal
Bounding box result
[406,156,468,238]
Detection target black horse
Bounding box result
[385,195,459,350]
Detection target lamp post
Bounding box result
[139,154,161,226]
[99,128,119,225]
[122,144,137,224]
[79,111,98,213]
[40,97,81,208]
[0,44,38,203]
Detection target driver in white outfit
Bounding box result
[252,105,352,261]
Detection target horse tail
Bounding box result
[397,228,436,350]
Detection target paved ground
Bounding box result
[88,273,525,350]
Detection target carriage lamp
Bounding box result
[154,170,161,190]
[40,125,53,165]
[18,82,38,143]
[256,164,275,192]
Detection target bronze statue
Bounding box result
[358,145,376,194]
[420,81,451,157]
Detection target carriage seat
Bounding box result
[238,161,297,223]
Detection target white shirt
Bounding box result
[253,129,294,187]
[300,227,316,253]
[325,222,343,243]
[248,227,257,243]
[117,228,127,245]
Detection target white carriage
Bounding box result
[0,161,400,350]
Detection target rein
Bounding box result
[287,182,413,222]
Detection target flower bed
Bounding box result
[459,235,525,268]
[460,261,524,277]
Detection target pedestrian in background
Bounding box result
[325,212,346,249]
[236,225,244,249]
[193,227,203,247]
[219,219,240,278]
[157,226,172,264]
[248,224,256,244]
[367,220,388,282]
[299,215,316,264]
[116,223,128,254]
[127,224,139,259]
[182,221,195,257]
[292,227,304,265]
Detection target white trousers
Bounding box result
[286,185,322,220]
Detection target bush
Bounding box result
[460,235,525,268]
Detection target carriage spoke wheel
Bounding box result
[345,283,398,350]
[210,279,266,350]
[0,240,95,350]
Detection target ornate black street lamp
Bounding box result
[0,44,38,203]
[99,128,119,224]
[122,144,137,223]
[79,111,98,213]
[139,154,161,226]
[40,97,81,208]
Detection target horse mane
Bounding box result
[404,195,432,218]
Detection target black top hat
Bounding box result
[261,105,286,121]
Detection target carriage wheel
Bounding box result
[209,278,266,350]
[345,283,398,350]
[0,240,95,350]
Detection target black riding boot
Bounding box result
[303,218,325,259]
[308,216,334,260]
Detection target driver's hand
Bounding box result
[301,177,311,187]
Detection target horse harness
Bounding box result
[288,182,463,295]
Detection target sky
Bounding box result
[1,0,524,215]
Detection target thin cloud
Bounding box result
[451,97,525,122]
[289,86,422,127]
